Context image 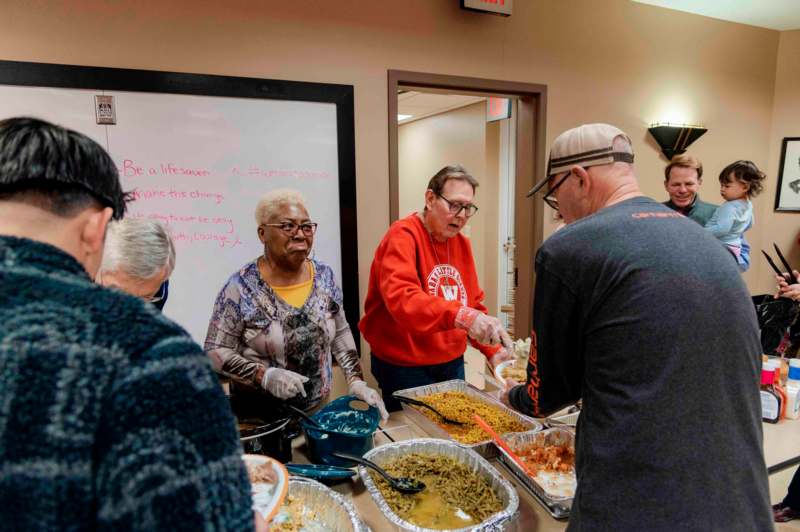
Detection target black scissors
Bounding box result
[761,243,795,283]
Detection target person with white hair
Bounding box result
[96,217,175,310]
[205,188,388,421]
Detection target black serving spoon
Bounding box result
[285,404,322,429]
[331,452,426,494]
[392,394,465,426]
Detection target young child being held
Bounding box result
[705,160,766,271]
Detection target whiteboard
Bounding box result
[0,61,358,345]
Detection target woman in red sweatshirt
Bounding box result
[359,165,513,410]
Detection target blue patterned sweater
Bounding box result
[0,236,253,531]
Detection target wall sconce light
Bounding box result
[647,123,707,160]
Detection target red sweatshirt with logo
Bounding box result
[359,213,499,366]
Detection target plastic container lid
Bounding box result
[790,359,800,368]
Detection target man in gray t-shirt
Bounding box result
[507,123,771,531]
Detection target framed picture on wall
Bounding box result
[775,137,800,212]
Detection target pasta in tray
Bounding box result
[413,391,526,444]
[371,453,503,530]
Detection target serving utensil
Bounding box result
[331,451,426,494]
[286,404,322,429]
[392,393,466,425]
[473,414,532,476]
[762,243,797,284]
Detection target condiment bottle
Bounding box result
[785,360,800,420]
[768,358,788,419]
[766,361,788,420]
[761,364,783,424]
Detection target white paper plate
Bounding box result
[242,454,289,522]
[494,359,527,384]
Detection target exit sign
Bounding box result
[461,0,512,17]
[487,97,511,122]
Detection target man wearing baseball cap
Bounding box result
[506,123,771,530]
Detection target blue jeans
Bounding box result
[370,353,465,412]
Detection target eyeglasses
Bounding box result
[145,279,168,304]
[436,193,479,218]
[262,221,318,236]
[543,171,572,212]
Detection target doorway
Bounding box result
[388,70,547,346]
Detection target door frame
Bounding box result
[387,70,547,337]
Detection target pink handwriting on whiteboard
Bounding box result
[119,159,210,178]
[230,166,330,179]
[135,211,235,234]
[130,188,225,204]
[170,230,243,248]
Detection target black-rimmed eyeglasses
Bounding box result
[436,193,479,218]
[262,222,318,236]
[543,171,572,212]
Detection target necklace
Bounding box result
[427,229,450,267]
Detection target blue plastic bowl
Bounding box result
[301,395,380,466]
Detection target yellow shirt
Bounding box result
[271,262,314,308]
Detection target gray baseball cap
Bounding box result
[527,123,634,197]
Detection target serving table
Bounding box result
[287,407,800,531]
[291,410,566,531]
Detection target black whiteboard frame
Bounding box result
[0,60,360,344]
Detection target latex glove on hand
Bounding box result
[349,380,389,422]
[455,307,513,350]
[261,367,309,399]
[499,376,521,407]
[488,347,514,369]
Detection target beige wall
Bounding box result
[758,30,800,295]
[0,0,790,334]
[484,120,501,316]
[398,101,502,315]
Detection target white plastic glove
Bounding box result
[349,380,389,422]
[488,347,514,369]
[261,367,309,399]
[455,307,513,350]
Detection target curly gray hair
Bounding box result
[254,188,308,225]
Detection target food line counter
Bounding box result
[289,410,800,531]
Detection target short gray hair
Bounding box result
[254,188,308,225]
[426,165,479,196]
[101,218,176,279]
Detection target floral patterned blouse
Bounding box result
[204,258,362,410]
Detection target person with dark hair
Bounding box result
[509,123,771,530]
[705,160,766,271]
[0,117,258,531]
[360,164,513,411]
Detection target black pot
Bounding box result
[239,417,293,463]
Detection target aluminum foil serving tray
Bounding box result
[359,438,519,532]
[496,428,575,520]
[395,379,541,458]
[283,477,370,531]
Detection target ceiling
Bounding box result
[398,91,485,124]
[632,0,800,31]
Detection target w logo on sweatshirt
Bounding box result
[426,264,467,305]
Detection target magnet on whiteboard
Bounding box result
[94,95,116,125]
